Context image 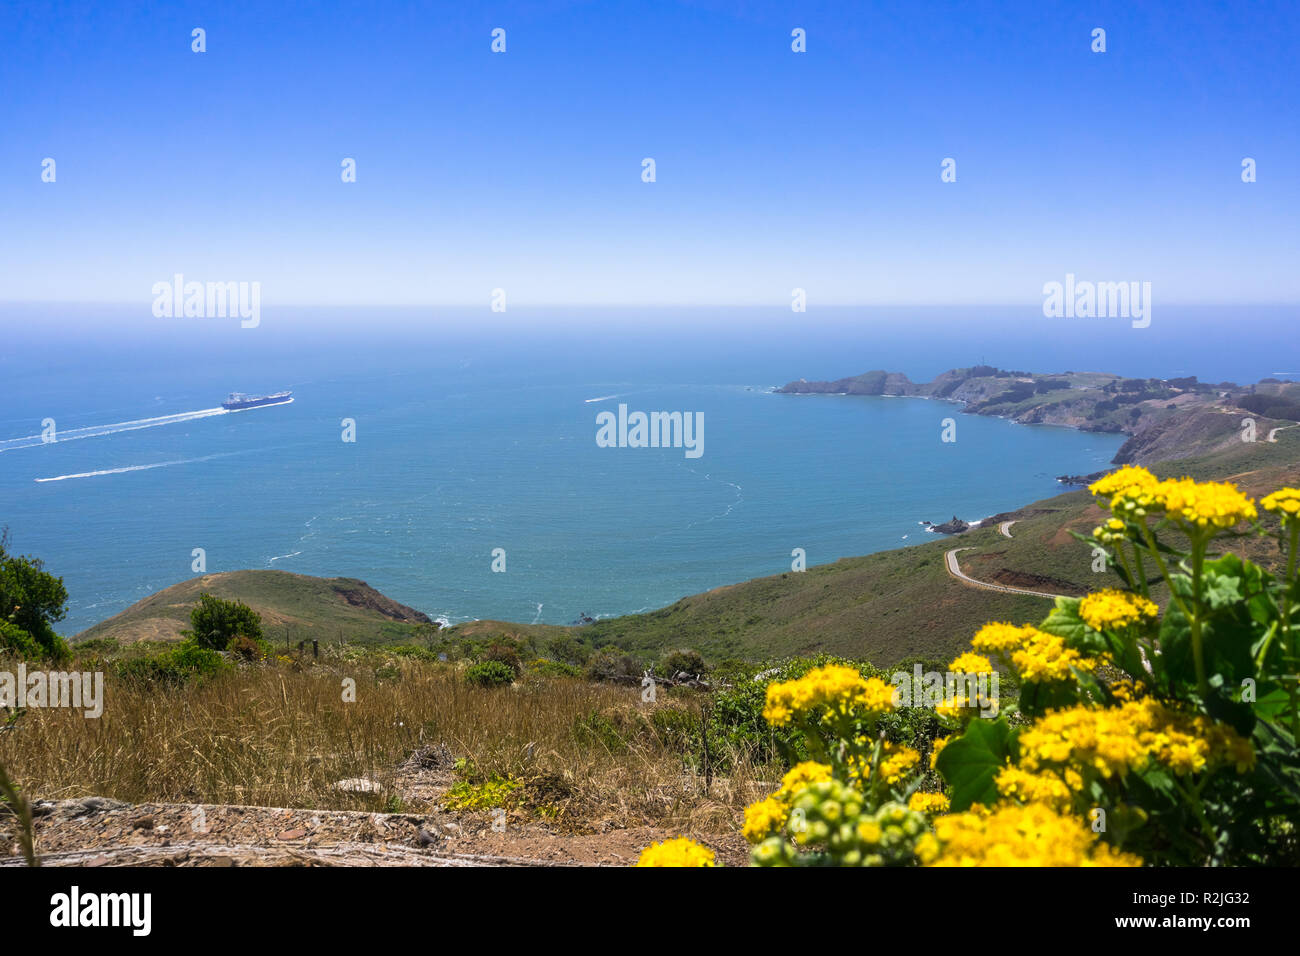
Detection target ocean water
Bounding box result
[2,304,1293,636]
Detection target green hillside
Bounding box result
[74,570,433,647]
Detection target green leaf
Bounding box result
[935,718,1015,811]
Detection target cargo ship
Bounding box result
[222,391,293,411]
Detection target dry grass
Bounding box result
[0,650,770,834]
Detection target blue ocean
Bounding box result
[2,305,1294,636]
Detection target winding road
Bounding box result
[944,518,1069,601]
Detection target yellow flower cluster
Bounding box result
[994,765,1080,810]
[1089,465,1163,517]
[1262,487,1300,522]
[1089,467,1260,531]
[762,665,895,726]
[1092,516,1128,544]
[1078,589,1159,632]
[1018,699,1255,780]
[916,802,1142,867]
[776,761,833,799]
[948,651,994,674]
[877,743,922,785]
[1154,477,1257,530]
[844,741,922,787]
[635,836,717,867]
[742,796,789,844]
[907,791,950,815]
[971,622,1034,653]
[1010,628,1095,683]
[742,761,833,844]
[971,622,1094,683]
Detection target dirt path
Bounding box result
[998,520,1016,538]
[944,546,1066,600]
[2,796,746,868]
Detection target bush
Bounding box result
[185,593,265,651]
[0,532,71,662]
[464,660,516,687]
[526,657,581,678]
[658,648,707,678]
[0,620,43,659]
[545,635,592,666]
[73,637,119,655]
[114,643,229,685]
[482,641,523,677]
[584,647,643,682]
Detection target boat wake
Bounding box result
[1,399,290,453]
[0,406,229,452]
[35,451,246,482]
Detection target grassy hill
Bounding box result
[74,570,433,647]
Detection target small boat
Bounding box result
[222,391,293,410]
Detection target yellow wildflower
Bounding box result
[1154,477,1257,530]
[1262,487,1300,522]
[762,665,895,726]
[1010,628,1095,683]
[742,797,789,844]
[920,802,1142,867]
[949,651,994,674]
[775,761,832,800]
[1078,589,1159,631]
[635,836,717,867]
[908,791,951,815]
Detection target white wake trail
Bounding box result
[35,451,245,482]
[0,406,230,452]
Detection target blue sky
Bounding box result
[2,0,1297,308]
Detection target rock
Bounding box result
[78,796,127,814]
[929,516,970,535]
[276,828,308,841]
[131,815,155,830]
[1056,470,1108,487]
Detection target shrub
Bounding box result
[482,641,523,677]
[0,621,43,660]
[464,660,516,687]
[526,657,581,678]
[584,647,643,682]
[114,643,229,685]
[185,593,265,651]
[0,532,71,663]
[658,648,707,677]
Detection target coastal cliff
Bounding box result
[779,366,1300,466]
